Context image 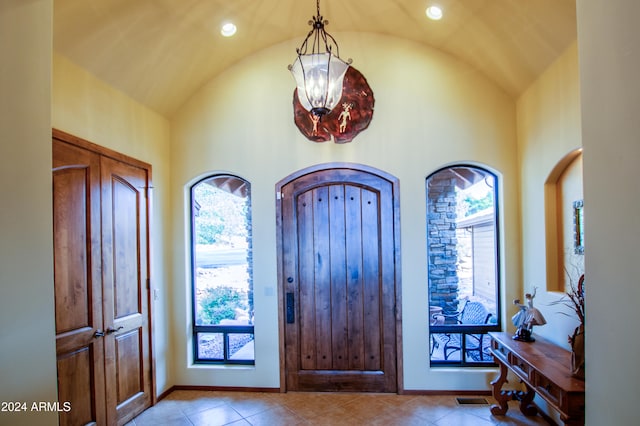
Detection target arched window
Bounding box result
[427,165,500,366]
[191,174,254,364]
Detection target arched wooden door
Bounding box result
[277,164,402,392]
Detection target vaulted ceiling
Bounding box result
[54,0,577,117]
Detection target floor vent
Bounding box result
[456,397,489,405]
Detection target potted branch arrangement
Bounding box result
[551,274,585,379]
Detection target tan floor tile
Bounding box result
[187,404,244,426]
[280,393,356,421]
[433,409,495,426]
[338,395,396,422]
[244,405,307,426]
[133,409,192,426]
[132,390,554,426]
[365,410,436,426]
[225,397,278,418]
[301,403,356,422]
[132,399,192,426]
[180,395,229,416]
[310,391,363,408]
[305,411,360,426]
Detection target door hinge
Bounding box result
[146,277,151,290]
[141,185,153,198]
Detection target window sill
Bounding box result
[189,363,255,371]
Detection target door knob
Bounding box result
[106,326,124,334]
[94,330,105,338]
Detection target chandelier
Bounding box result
[289,0,351,118]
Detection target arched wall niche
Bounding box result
[544,149,584,292]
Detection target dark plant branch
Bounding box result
[549,272,585,325]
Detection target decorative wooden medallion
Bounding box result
[293,66,375,143]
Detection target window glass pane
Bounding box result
[197,333,224,360]
[193,176,253,327]
[431,333,452,360]
[427,166,499,365]
[464,334,492,362]
[192,175,254,364]
[228,333,255,361]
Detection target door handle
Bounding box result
[286,292,295,324]
[94,330,105,338]
[106,326,124,335]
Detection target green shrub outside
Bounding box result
[197,286,248,325]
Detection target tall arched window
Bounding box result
[191,174,254,364]
[427,165,500,366]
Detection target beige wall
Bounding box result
[0,1,57,425]
[52,53,174,396]
[516,46,584,422]
[517,41,583,349]
[578,0,640,424]
[171,33,520,391]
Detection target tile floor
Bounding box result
[128,390,552,425]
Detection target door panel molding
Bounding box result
[276,163,403,393]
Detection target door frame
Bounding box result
[275,162,403,393]
[52,128,156,407]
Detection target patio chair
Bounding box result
[441,300,493,361]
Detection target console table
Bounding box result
[489,332,585,425]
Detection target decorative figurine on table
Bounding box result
[512,287,547,341]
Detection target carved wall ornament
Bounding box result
[293,66,374,143]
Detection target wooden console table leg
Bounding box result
[518,383,538,417]
[561,415,582,426]
[490,360,510,415]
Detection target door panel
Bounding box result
[361,188,383,372]
[100,156,151,425]
[279,166,400,392]
[115,329,144,403]
[345,185,365,371]
[53,168,92,333]
[57,348,100,426]
[53,140,106,425]
[111,176,142,319]
[328,185,348,370]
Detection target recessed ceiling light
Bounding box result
[221,22,237,37]
[426,5,443,21]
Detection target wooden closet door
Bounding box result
[100,156,152,425]
[53,140,106,425]
[53,129,153,426]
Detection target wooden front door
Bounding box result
[278,165,401,392]
[53,131,152,425]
